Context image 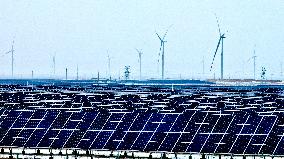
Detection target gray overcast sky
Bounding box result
[0,0,283,80]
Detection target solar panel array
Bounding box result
[0,84,284,154]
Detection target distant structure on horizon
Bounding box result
[65,68,68,80]
[53,54,56,77]
[247,46,257,80]
[107,54,111,80]
[210,15,226,80]
[135,48,143,80]
[124,66,130,80]
[76,64,79,80]
[5,40,15,77]
[156,27,170,80]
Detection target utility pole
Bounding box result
[53,55,56,77]
[253,50,257,80]
[97,71,100,82]
[107,54,111,80]
[139,52,142,80]
[118,69,120,80]
[65,68,68,80]
[76,64,79,80]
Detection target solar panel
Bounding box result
[0,83,283,155]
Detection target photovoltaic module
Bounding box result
[0,83,284,155]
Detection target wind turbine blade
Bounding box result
[247,57,253,62]
[210,36,222,71]
[156,32,162,41]
[163,29,169,40]
[156,32,162,63]
[135,48,140,53]
[5,50,12,54]
[135,48,143,62]
[214,13,222,36]
[162,24,173,40]
[135,48,143,55]
[163,30,169,40]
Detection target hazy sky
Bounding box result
[0,0,283,80]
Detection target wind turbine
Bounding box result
[107,54,111,80]
[210,15,226,80]
[76,64,79,80]
[135,48,143,80]
[4,40,15,77]
[247,47,257,79]
[65,68,68,80]
[52,53,56,77]
[156,28,170,80]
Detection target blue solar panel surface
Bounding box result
[0,82,284,154]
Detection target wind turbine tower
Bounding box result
[107,54,111,80]
[210,16,226,80]
[4,40,15,77]
[5,40,15,77]
[252,49,257,80]
[156,29,170,80]
[53,55,56,76]
[65,68,68,80]
[247,47,257,80]
[76,64,79,80]
[136,48,143,80]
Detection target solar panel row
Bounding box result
[0,84,283,154]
